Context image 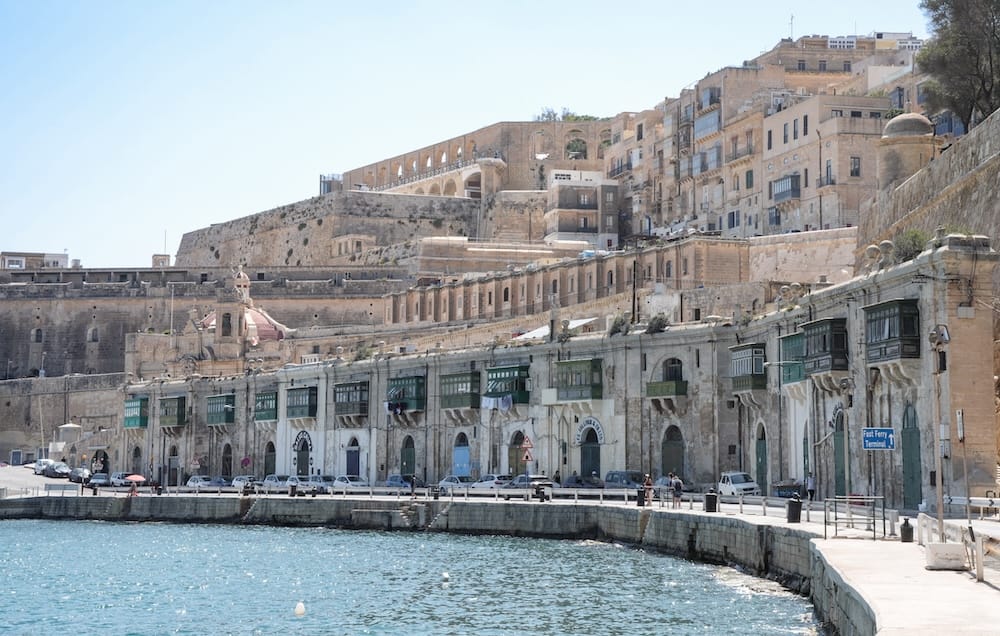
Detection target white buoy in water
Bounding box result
[442,572,449,582]
[294,601,305,617]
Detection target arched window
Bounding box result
[664,358,683,381]
[503,287,510,302]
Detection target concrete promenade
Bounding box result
[4,467,1000,634]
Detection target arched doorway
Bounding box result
[167,446,178,486]
[833,407,847,496]
[401,436,415,477]
[901,403,922,508]
[661,426,684,480]
[452,433,470,476]
[130,446,142,476]
[221,444,233,478]
[346,437,360,476]
[755,424,768,496]
[264,442,276,477]
[294,433,311,477]
[509,431,526,477]
[580,428,601,478]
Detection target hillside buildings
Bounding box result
[2,30,999,516]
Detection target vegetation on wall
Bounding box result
[645,314,669,334]
[534,107,603,122]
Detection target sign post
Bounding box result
[862,428,895,451]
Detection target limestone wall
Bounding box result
[175,191,482,269]
[862,107,1000,252]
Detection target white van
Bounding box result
[717,471,761,496]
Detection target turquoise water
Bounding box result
[0,520,819,635]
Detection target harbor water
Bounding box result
[0,520,819,635]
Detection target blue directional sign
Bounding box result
[862,427,896,450]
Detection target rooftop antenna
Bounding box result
[789,14,794,40]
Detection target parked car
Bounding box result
[231,475,259,491]
[89,473,111,488]
[470,474,512,490]
[717,471,761,497]
[33,458,55,475]
[437,475,475,493]
[604,470,646,489]
[261,474,291,492]
[43,461,72,478]
[333,475,369,490]
[503,474,555,500]
[68,467,91,484]
[110,472,132,487]
[384,474,424,493]
[306,475,337,493]
[186,475,213,489]
[562,473,604,489]
[286,476,312,492]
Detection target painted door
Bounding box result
[580,428,601,478]
[661,426,684,480]
[901,405,922,508]
[452,434,471,476]
[755,430,768,496]
[401,436,415,476]
[347,437,360,475]
[264,442,276,477]
[296,441,309,476]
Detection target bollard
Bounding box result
[900,517,914,543]
[786,494,802,523]
[704,488,718,512]
[636,488,645,507]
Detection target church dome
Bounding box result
[197,306,288,345]
[882,113,934,138]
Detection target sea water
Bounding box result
[0,520,819,635]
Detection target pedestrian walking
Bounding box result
[671,473,684,508]
[806,472,816,501]
[643,474,653,505]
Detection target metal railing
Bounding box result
[823,495,888,539]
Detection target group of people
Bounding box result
[643,472,684,507]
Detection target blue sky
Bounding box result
[1,1,930,268]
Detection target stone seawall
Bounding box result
[0,496,873,633]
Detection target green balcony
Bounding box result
[778,333,806,384]
[646,380,688,397]
[802,318,850,374]
[159,396,187,427]
[484,365,531,404]
[864,299,921,364]
[387,376,426,412]
[123,397,149,429]
[254,391,278,421]
[287,386,318,418]
[207,394,236,426]
[555,358,603,401]
[730,343,766,392]
[440,372,480,409]
[334,381,369,416]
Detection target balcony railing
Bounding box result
[646,380,688,397]
[726,145,754,163]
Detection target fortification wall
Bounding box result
[749,227,857,283]
[862,108,1000,251]
[175,191,481,268]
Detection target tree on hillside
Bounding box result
[917,0,1000,129]
[534,107,602,122]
